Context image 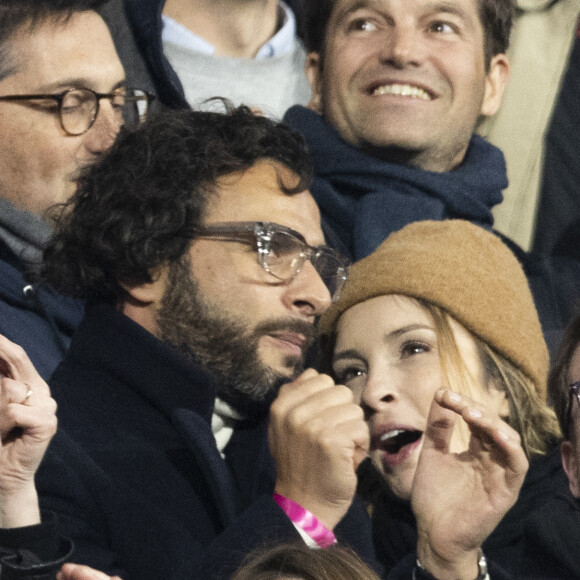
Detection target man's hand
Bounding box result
[0,334,58,528]
[269,369,369,530]
[412,389,528,580]
[57,563,122,580]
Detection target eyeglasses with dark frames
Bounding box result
[0,87,154,136]
[567,382,580,435]
[195,221,350,301]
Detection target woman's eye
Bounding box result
[400,341,430,358]
[334,366,367,385]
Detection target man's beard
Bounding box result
[156,256,316,419]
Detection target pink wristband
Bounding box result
[273,493,336,548]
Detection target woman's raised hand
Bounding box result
[411,389,528,580]
[0,333,58,528]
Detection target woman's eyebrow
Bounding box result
[333,324,435,362]
[333,348,364,363]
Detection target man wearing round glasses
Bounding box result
[0,87,152,138]
[0,0,152,378]
[522,314,580,577]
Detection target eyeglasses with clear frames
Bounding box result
[0,87,154,135]
[195,221,350,301]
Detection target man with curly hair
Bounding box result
[35,105,373,580]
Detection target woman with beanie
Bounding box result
[319,220,564,577]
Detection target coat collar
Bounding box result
[68,303,217,425]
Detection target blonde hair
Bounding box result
[419,300,560,458]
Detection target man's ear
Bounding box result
[480,53,510,117]
[120,267,168,306]
[305,51,324,113]
[561,439,580,498]
[119,267,169,335]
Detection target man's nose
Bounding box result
[379,23,424,68]
[83,99,122,154]
[283,260,333,317]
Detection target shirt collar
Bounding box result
[161,1,296,60]
[212,397,244,456]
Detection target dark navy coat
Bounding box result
[37,304,377,579]
[0,241,83,379]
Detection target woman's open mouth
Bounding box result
[373,428,423,468]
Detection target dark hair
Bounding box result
[0,0,107,80]
[42,104,312,305]
[548,313,580,441]
[231,543,381,580]
[478,0,516,63]
[303,0,516,66]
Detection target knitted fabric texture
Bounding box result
[319,219,548,396]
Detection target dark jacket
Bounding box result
[97,0,164,115]
[534,27,580,256]
[0,241,83,379]
[110,0,187,110]
[36,304,377,580]
[522,487,580,579]
[360,445,568,577]
[0,513,73,580]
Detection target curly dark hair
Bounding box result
[42,104,313,305]
[0,0,107,80]
[548,313,580,441]
[303,0,516,68]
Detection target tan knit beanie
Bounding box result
[320,220,548,397]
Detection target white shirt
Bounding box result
[161,1,297,60]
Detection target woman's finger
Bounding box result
[0,334,50,396]
[422,394,457,455]
[434,389,528,477]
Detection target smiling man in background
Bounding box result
[284,0,512,260]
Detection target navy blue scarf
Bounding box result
[284,106,507,260]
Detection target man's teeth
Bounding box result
[380,429,406,442]
[372,84,430,100]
